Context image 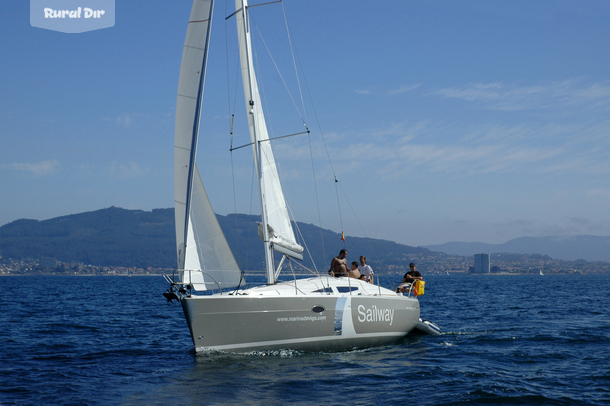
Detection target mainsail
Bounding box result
[235,0,304,268]
[174,0,241,290]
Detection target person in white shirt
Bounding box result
[358,255,374,284]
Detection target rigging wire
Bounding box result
[225,0,376,273]
[285,18,382,261]
[251,17,306,125]
[276,2,328,262]
[281,1,308,125]
[246,6,325,271]
[285,33,346,257]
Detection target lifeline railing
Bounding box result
[163,270,224,295]
[394,280,423,298]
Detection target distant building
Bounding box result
[474,253,490,274]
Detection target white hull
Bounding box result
[181,277,420,353]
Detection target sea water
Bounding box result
[0,274,608,405]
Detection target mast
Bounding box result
[235,0,275,284]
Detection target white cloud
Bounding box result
[308,117,610,180]
[431,78,610,113]
[2,160,60,176]
[241,77,610,209]
[387,83,422,96]
[105,161,147,179]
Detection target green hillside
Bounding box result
[0,207,432,271]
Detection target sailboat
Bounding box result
[165,0,420,353]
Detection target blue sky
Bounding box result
[1,0,610,247]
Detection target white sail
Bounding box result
[174,0,241,290]
[235,0,304,265]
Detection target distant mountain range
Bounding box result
[2,207,608,269]
[0,207,431,270]
[425,235,610,262]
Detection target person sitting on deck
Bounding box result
[358,255,374,284]
[328,249,349,277]
[349,261,361,279]
[397,262,423,293]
